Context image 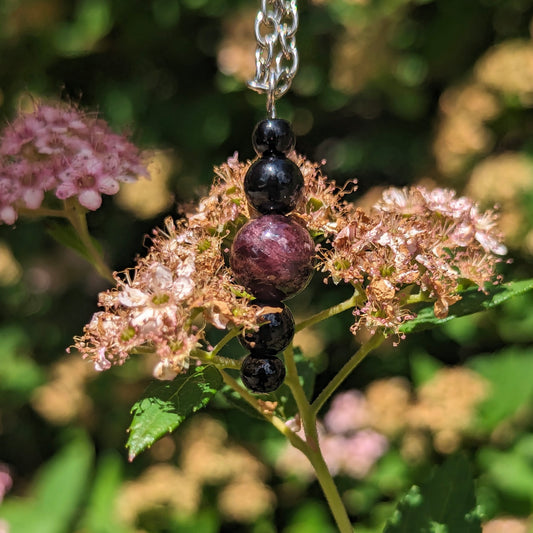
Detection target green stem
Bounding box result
[284,344,319,445]
[295,289,363,333]
[18,207,70,218]
[64,199,114,283]
[219,369,306,451]
[210,327,242,357]
[284,344,353,532]
[404,291,432,305]
[190,348,241,370]
[311,332,385,416]
[306,448,354,533]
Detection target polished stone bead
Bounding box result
[240,353,286,393]
[252,119,295,156]
[240,303,295,355]
[230,215,315,303]
[244,156,304,215]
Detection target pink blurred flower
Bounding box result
[0,102,147,223]
[323,390,370,434]
[277,391,388,481]
[0,463,12,503]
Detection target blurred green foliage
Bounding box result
[1,0,533,531]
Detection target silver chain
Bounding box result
[248,0,299,118]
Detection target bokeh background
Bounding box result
[1,0,533,531]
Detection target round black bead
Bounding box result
[240,304,295,355]
[244,156,304,215]
[252,119,295,156]
[240,354,286,393]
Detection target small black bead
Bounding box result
[240,354,286,393]
[240,304,295,355]
[244,155,304,214]
[252,119,295,156]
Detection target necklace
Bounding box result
[229,0,313,393]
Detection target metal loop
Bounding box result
[248,0,299,118]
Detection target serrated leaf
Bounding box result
[384,455,482,533]
[400,279,533,334]
[126,365,222,460]
[468,347,533,432]
[46,221,103,264]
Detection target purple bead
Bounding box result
[230,215,315,303]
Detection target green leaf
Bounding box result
[0,326,44,400]
[477,443,533,501]
[400,279,533,334]
[126,365,222,460]
[384,455,482,533]
[410,351,444,388]
[0,433,93,533]
[468,347,533,432]
[46,221,103,264]
[78,452,131,533]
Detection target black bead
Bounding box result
[244,155,304,214]
[240,354,286,393]
[252,119,295,156]
[240,304,295,355]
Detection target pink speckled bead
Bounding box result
[230,215,315,303]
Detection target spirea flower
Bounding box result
[0,102,147,223]
[74,154,506,377]
[73,217,261,378]
[322,185,506,336]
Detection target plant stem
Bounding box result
[18,207,70,218]
[209,327,242,357]
[311,332,385,416]
[305,448,354,533]
[219,369,306,450]
[284,344,354,532]
[284,344,318,444]
[295,289,363,333]
[191,348,241,370]
[64,199,115,283]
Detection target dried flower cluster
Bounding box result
[323,186,506,335]
[0,102,147,224]
[75,152,505,376]
[73,217,260,378]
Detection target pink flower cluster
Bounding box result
[323,186,507,334]
[0,103,147,224]
[277,391,388,480]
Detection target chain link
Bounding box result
[248,0,299,118]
